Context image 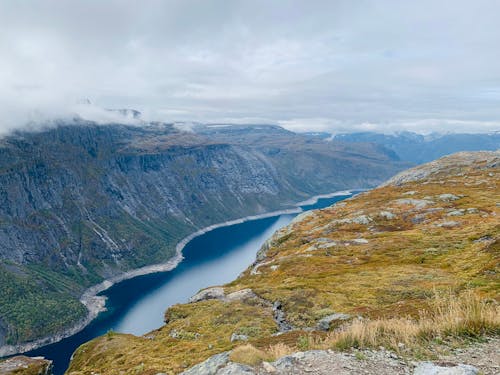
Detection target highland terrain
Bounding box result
[65,151,499,374]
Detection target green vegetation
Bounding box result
[0,267,86,344]
[67,153,499,374]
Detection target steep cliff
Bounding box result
[67,151,499,374]
[0,121,404,349]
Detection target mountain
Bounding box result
[333,131,500,164]
[0,121,406,352]
[66,151,499,375]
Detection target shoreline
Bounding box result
[0,189,353,357]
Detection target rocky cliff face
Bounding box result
[66,151,499,375]
[0,121,405,348]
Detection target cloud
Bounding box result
[279,118,500,135]
[1,0,500,134]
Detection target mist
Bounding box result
[2,1,500,134]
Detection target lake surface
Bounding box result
[27,191,355,374]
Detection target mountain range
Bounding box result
[332,131,500,164]
[0,121,405,352]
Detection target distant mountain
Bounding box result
[0,121,406,353]
[333,131,500,164]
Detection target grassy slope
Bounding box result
[67,153,499,374]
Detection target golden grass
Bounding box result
[323,291,499,353]
[229,344,269,366]
[67,163,499,374]
[267,342,295,359]
[229,342,295,366]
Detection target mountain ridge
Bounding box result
[333,131,500,164]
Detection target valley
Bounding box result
[0,122,404,353]
[66,151,499,375]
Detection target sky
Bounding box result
[1,0,500,135]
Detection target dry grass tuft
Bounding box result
[230,342,295,366]
[324,291,499,353]
[229,344,269,366]
[267,342,294,359]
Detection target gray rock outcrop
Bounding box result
[180,352,230,375]
[413,362,478,375]
[316,313,351,331]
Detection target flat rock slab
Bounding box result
[413,362,478,375]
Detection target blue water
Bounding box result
[27,192,354,374]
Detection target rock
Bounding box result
[216,362,255,374]
[317,313,351,331]
[180,352,230,375]
[0,356,53,375]
[272,355,297,370]
[394,199,433,210]
[411,214,427,224]
[352,238,369,244]
[466,208,479,214]
[438,194,460,201]
[230,333,249,342]
[473,235,493,243]
[436,221,460,228]
[379,211,396,220]
[317,241,337,249]
[426,207,444,213]
[447,210,465,216]
[262,361,277,373]
[413,362,478,375]
[169,329,179,339]
[189,287,225,303]
[256,226,293,261]
[224,289,257,302]
[403,191,417,196]
[273,301,293,332]
[352,215,372,225]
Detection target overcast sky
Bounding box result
[1,0,500,134]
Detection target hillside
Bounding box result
[333,131,500,164]
[0,121,405,353]
[67,151,499,374]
